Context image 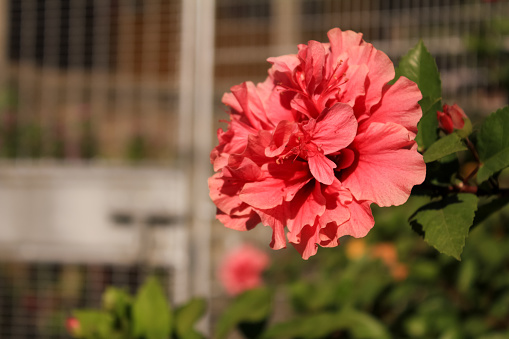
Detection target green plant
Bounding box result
[70,276,206,339]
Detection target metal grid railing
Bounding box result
[213,0,509,122]
[0,262,172,339]
[3,0,182,160]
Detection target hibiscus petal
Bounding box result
[362,76,422,136]
[319,222,340,248]
[313,102,358,154]
[239,130,272,166]
[231,82,270,130]
[239,178,286,209]
[212,152,229,172]
[337,199,374,238]
[341,122,426,207]
[327,28,364,72]
[208,172,243,215]
[217,207,261,232]
[338,64,368,107]
[225,155,262,181]
[222,92,243,113]
[240,162,311,209]
[266,120,297,157]
[265,85,296,124]
[308,152,337,185]
[287,181,326,243]
[303,40,325,93]
[267,54,300,88]
[291,222,320,260]
[346,45,395,111]
[255,205,289,250]
[319,178,351,226]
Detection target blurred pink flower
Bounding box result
[209,28,425,259]
[437,103,468,134]
[66,317,81,337]
[218,244,270,296]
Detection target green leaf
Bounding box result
[102,287,132,318]
[476,107,509,183]
[393,41,442,150]
[423,133,467,163]
[340,309,392,339]
[409,193,479,260]
[132,276,172,339]
[261,309,390,339]
[174,298,207,339]
[416,96,441,150]
[73,310,113,338]
[214,287,272,339]
[394,40,441,100]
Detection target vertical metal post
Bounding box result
[192,0,215,300]
[177,0,215,332]
[176,0,195,305]
[272,0,300,55]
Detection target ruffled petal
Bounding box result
[217,206,261,232]
[342,122,426,207]
[291,222,320,260]
[255,205,289,250]
[265,120,298,157]
[362,76,422,136]
[337,199,374,238]
[231,81,271,129]
[308,152,337,185]
[240,162,311,209]
[208,172,243,215]
[319,178,352,226]
[313,103,358,154]
[287,181,326,243]
[327,28,364,72]
[345,45,395,111]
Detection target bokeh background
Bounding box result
[0,0,508,337]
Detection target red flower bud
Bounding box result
[437,103,468,134]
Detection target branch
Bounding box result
[413,182,509,198]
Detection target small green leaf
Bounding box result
[261,309,390,339]
[423,133,467,163]
[457,259,477,294]
[174,297,207,339]
[132,276,172,339]
[214,287,272,339]
[409,193,478,260]
[393,41,441,150]
[394,40,442,100]
[102,287,131,319]
[73,310,113,338]
[477,107,509,183]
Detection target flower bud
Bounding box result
[66,317,82,337]
[437,104,471,136]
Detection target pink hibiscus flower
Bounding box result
[218,244,270,296]
[209,28,426,259]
